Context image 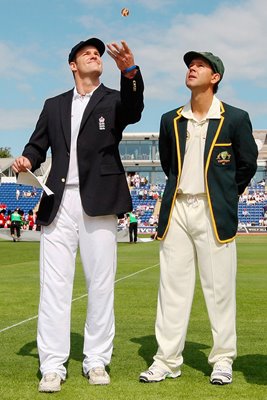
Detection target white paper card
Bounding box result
[17,169,54,196]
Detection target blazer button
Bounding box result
[61,178,65,183]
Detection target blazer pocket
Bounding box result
[100,164,125,175]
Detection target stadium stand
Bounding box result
[0,152,266,228]
[130,183,165,225]
[238,203,266,225]
[1,181,266,227]
[131,192,157,224]
[0,183,42,213]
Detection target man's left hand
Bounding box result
[107,40,136,76]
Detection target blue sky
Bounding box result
[0,0,266,156]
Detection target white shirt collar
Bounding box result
[181,95,221,122]
[73,84,100,100]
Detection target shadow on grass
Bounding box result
[234,355,267,385]
[131,335,267,385]
[130,335,210,375]
[17,332,85,378]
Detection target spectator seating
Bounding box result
[131,183,266,226]
[238,202,267,225]
[0,183,42,213]
[238,184,267,225]
[131,185,157,224]
[1,181,265,226]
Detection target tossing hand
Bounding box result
[107,40,137,77]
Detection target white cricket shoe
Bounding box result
[210,363,232,385]
[38,372,62,392]
[139,364,181,383]
[87,367,110,385]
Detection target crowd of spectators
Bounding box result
[239,191,267,204]
[117,175,162,231]
[136,187,163,201]
[16,187,38,200]
[127,173,164,199]
[127,173,148,188]
[0,205,39,231]
[238,180,267,227]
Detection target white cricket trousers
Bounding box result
[37,186,117,379]
[153,195,237,373]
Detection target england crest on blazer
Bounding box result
[99,116,105,130]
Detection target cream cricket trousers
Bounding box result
[37,186,117,379]
[153,195,237,373]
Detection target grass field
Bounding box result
[0,235,266,400]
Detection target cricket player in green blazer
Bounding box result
[140,51,258,385]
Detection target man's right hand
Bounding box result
[12,156,32,173]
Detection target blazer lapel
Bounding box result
[79,84,107,133]
[177,117,187,164]
[204,102,225,165]
[174,108,187,175]
[60,90,73,152]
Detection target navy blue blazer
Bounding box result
[157,101,258,243]
[22,71,144,225]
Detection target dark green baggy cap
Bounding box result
[184,51,225,79]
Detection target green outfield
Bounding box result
[0,235,266,400]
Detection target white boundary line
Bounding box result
[0,316,38,333]
[0,263,159,334]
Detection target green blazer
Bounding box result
[157,101,258,243]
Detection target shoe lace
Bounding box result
[148,365,166,374]
[91,367,105,376]
[44,373,58,382]
[214,364,232,373]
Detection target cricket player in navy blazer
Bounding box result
[13,37,144,392]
